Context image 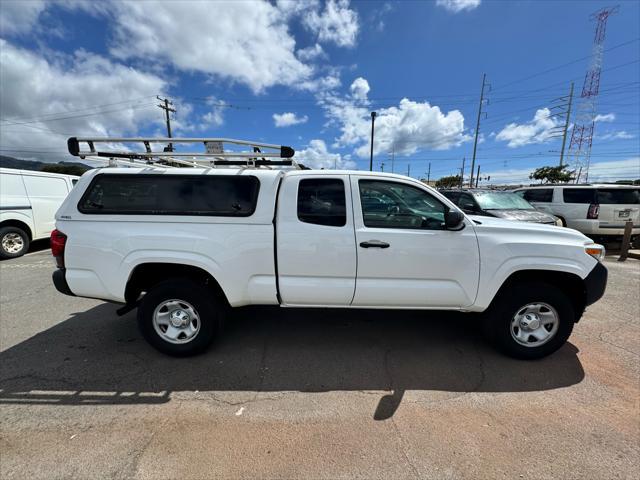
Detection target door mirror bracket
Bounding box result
[444,209,466,231]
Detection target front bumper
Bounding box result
[52,268,75,297]
[584,262,607,306]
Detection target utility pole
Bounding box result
[407,164,411,177]
[475,165,481,188]
[460,157,466,188]
[470,73,488,187]
[369,111,377,171]
[426,162,431,184]
[157,96,176,152]
[389,147,395,173]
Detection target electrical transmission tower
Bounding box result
[567,6,618,183]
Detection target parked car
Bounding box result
[0,168,78,258]
[52,162,608,360]
[512,184,639,242]
[440,189,561,225]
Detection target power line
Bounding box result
[0,103,157,126]
[491,37,639,91]
[0,96,157,124]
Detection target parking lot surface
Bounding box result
[1,251,638,479]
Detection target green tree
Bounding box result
[529,165,574,184]
[435,174,462,189]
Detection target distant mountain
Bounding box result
[0,155,92,173]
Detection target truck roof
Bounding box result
[0,167,80,179]
[86,167,420,183]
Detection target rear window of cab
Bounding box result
[78,174,260,216]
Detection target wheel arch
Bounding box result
[124,262,230,307]
[0,219,33,240]
[490,269,587,321]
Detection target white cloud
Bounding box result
[273,112,309,127]
[1,0,356,96]
[299,70,342,93]
[495,108,561,148]
[349,77,370,102]
[297,43,327,61]
[594,113,616,123]
[370,2,393,32]
[596,130,635,141]
[319,78,469,158]
[200,97,226,129]
[482,158,640,185]
[0,0,46,35]
[436,0,482,13]
[294,139,355,169]
[303,0,359,48]
[108,1,312,93]
[0,40,166,162]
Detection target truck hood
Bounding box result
[468,214,591,244]
[487,209,557,224]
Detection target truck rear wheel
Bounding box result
[0,226,30,259]
[137,278,219,356]
[483,282,575,360]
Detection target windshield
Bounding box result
[474,192,535,210]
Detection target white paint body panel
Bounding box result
[349,175,480,308]
[56,168,598,311]
[276,173,357,306]
[1,168,77,241]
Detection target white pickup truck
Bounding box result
[51,161,608,360]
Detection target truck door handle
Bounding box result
[359,240,390,249]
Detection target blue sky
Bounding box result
[0,0,638,183]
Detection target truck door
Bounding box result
[351,176,480,308]
[276,174,357,306]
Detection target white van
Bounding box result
[0,168,79,258]
[513,184,639,241]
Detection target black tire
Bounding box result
[137,278,220,356]
[483,282,575,360]
[557,216,567,227]
[0,226,30,259]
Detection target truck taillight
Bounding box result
[50,229,67,268]
[587,203,600,220]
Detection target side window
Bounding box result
[458,193,476,211]
[441,191,460,205]
[523,189,553,203]
[563,188,596,204]
[23,176,69,197]
[359,180,446,230]
[297,178,347,227]
[0,174,27,197]
[79,174,260,216]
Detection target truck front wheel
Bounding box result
[137,278,219,356]
[483,282,575,360]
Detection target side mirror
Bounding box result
[445,209,465,230]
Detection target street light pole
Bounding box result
[369,111,377,171]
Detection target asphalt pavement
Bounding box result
[0,250,638,479]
